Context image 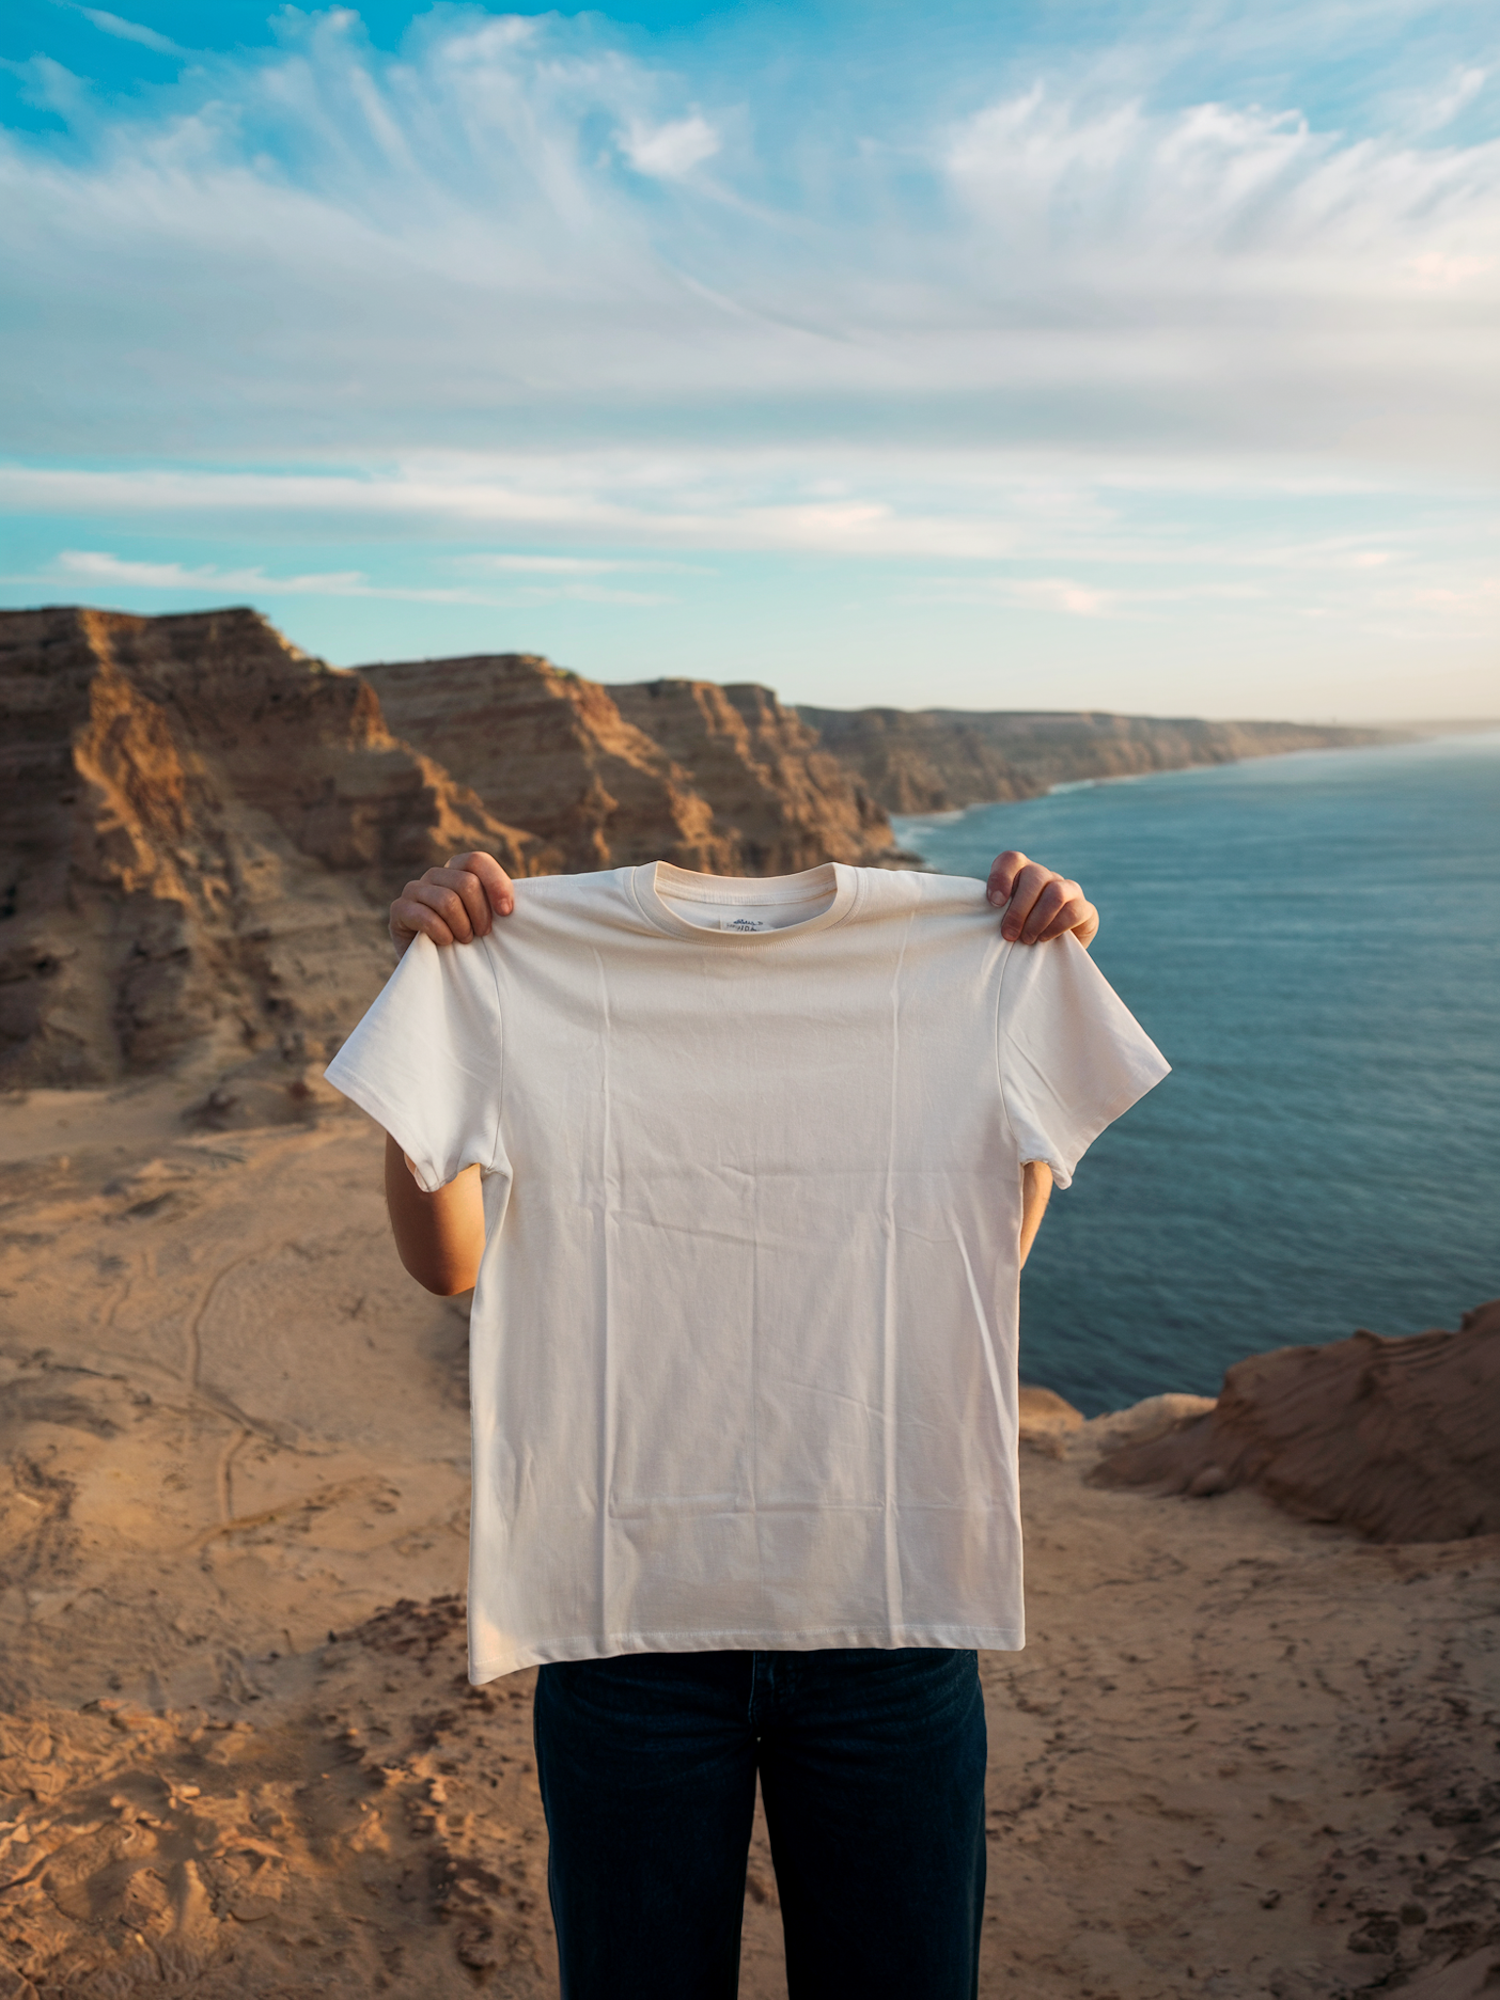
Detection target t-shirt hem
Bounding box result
[469,1623,1026,1684]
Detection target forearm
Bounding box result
[1019,1160,1054,1269]
[383,1133,486,1295]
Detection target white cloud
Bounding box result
[4,54,94,123]
[0,12,1496,473]
[1414,65,1487,133]
[996,577,1118,618]
[942,83,1500,300]
[21,548,671,609]
[0,5,1495,695]
[53,551,370,593]
[41,550,485,602]
[1,453,1487,575]
[619,114,720,179]
[74,7,187,58]
[489,583,672,606]
[460,553,705,575]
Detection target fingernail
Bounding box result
[1002,921,1019,939]
[987,890,1003,906]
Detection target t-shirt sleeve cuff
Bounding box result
[323,1052,449,1194]
[1024,1044,1172,1190]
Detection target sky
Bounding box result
[1,0,1496,718]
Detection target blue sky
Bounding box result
[1,1,1496,716]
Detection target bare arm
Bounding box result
[1019,1160,1053,1269]
[381,851,509,1293]
[384,1134,485,1296]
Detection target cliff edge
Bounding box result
[358,653,895,875]
[0,607,544,1089]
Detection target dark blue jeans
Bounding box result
[533,1647,987,2000]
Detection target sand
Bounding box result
[2,1084,1497,1998]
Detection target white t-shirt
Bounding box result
[326,862,1168,1683]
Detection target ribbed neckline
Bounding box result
[629,861,862,942]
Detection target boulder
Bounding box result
[1094,1301,1500,1543]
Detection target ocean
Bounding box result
[892,730,1500,1415]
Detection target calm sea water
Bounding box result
[893,731,1500,1415]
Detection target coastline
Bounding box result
[891,722,1500,843]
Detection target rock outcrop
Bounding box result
[360,652,734,874]
[360,654,897,875]
[798,707,1401,814]
[0,607,545,1089]
[1094,1299,1500,1542]
[607,677,893,874]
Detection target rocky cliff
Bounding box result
[359,654,894,876]
[359,653,730,874]
[1094,1298,1500,1542]
[606,677,892,874]
[0,607,544,1089]
[798,707,1400,814]
[0,605,1405,1092]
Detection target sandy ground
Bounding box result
[1,1087,1497,1998]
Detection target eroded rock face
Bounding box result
[798,707,1400,815]
[608,678,894,874]
[0,607,544,1088]
[1094,1299,1500,1543]
[361,655,896,876]
[361,652,735,874]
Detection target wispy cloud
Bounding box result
[619,114,720,179]
[42,550,473,599]
[17,549,670,608]
[0,3,1495,711]
[70,6,188,59]
[4,452,1490,572]
[1,8,1496,468]
[459,553,708,575]
[1413,65,1488,132]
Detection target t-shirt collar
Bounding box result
[628,861,862,942]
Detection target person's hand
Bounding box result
[388,847,1098,955]
[986,851,1099,951]
[390,852,515,956]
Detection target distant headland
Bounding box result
[796,703,1403,814]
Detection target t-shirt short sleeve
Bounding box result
[997,933,1169,1189]
[324,934,505,1192]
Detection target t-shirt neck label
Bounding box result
[630,861,862,942]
